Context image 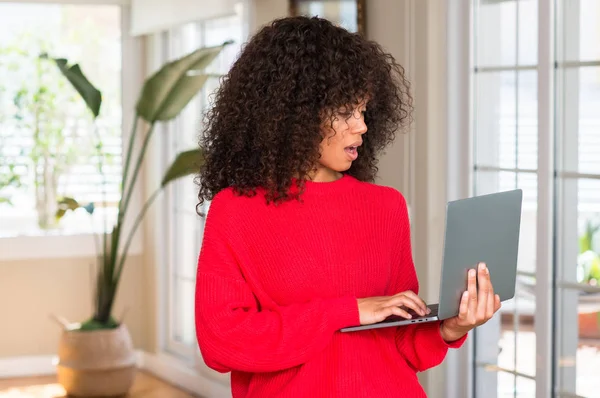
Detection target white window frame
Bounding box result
[0,0,144,260]
[150,7,248,389]
[465,1,553,397]
[163,24,201,361]
[444,1,475,397]
[449,1,600,398]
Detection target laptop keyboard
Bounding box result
[380,303,440,324]
[407,303,439,319]
[426,304,439,317]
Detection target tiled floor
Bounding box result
[0,370,200,398]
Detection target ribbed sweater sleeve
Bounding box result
[390,190,467,372]
[195,193,360,374]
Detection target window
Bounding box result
[471,0,600,397]
[0,2,122,237]
[161,8,245,364]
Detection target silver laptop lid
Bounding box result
[437,189,523,320]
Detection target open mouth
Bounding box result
[345,146,359,160]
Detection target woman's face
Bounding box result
[314,101,368,180]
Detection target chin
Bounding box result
[318,160,352,174]
[335,163,352,172]
[328,161,352,173]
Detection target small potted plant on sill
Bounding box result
[48,42,228,397]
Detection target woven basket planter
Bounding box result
[56,324,136,397]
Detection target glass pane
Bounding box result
[555,287,600,398]
[555,176,600,396]
[295,0,358,33]
[476,0,517,66]
[173,175,203,281]
[516,375,536,397]
[561,0,600,62]
[173,278,196,347]
[204,13,244,71]
[517,173,537,274]
[475,71,538,171]
[517,71,538,170]
[518,0,538,66]
[475,171,537,273]
[578,180,600,264]
[176,23,202,150]
[475,289,537,397]
[0,3,122,236]
[499,292,537,374]
[475,72,517,169]
[556,178,600,284]
[557,67,600,175]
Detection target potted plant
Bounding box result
[577,219,600,340]
[49,42,228,396]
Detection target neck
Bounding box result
[306,167,343,183]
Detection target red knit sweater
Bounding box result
[195,174,466,398]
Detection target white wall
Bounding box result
[0,256,149,357]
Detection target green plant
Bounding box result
[53,43,228,330]
[578,219,600,285]
[7,45,93,229]
[0,162,21,206]
[0,50,20,206]
[0,79,21,205]
[0,100,21,205]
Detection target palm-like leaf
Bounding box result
[161,149,204,187]
[156,75,209,121]
[55,196,81,221]
[49,56,102,118]
[136,43,228,122]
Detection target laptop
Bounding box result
[340,189,523,332]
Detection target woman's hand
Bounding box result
[440,262,502,342]
[358,291,430,325]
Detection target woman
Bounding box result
[195,16,500,398]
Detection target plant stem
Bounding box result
[91,123,108,267]
[102,122,156,323]
[120,123,155,221]
[108,117,139,281]
[92,221,100,257]
[111,122,154,269]
[119,116,138,218]
[114,187,162,284]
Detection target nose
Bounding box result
[352,110,368,135]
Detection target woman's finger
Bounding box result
[394,291,429,315]
[486,268,496,318]
[476,263,489,321]
[386,296,424,317]
[467,268,478,321]
[397,295,428,316]
[402,291,430,315]
[458,290,469,322]
[384,305,413,320]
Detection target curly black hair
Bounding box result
[196,16,412,209]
